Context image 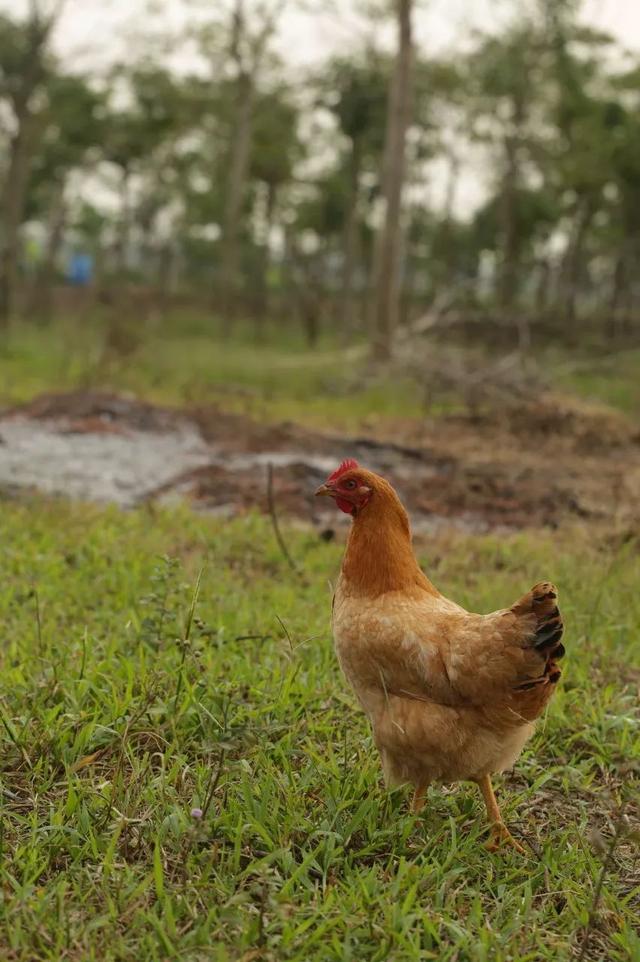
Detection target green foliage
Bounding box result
[0,11,52,106]
[102,63,192,173]
[3,0,640,335]
[0,501,637,960]
[472,186,559,252]
[25,74,106,222]
[295,170,352,238]
[250,86,302,190]
[322,55,389,159]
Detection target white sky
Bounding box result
[5,0,640,72]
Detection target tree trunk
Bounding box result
[430,150,460,298]
[217,0,283,332]
[220,71,255,332]
[559,195,594,323]
[0,9,56,326]
[0,112,41,325]
[370,0,413,360]
[607,249,627,341]
[116,168,131,276]
[28,178,67,322]
[340,140,361,340]
[498,136,520,310]
[534,258,551,314]
[253,180,277,339]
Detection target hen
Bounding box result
[316,459,565,853]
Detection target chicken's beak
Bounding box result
[315,483,334,498]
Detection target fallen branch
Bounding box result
[266,462,299,573]
[201,750,226,820]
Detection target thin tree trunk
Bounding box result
[116,168,131,276]
[607,250,626,341]
[340,140,361,339]
[431,150,460,297]
[0,112,42,325]
[534,259,551,314]
[254,180,277,338]
[0,8,58,326]
[291,243,322,348]
[28,178,67,322]
[221,71,255,331]
[496,80,529,312]
[559,196,594,323]
[217,0,284,332]
[370,0,413,360]
[498,134,520,310]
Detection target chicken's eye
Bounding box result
[344,479,357,490]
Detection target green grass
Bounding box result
[556,348,640,418]
[0,316,426,427]
[0,499,638,961]
[3,314,639,426]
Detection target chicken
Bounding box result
[316,458,565,854]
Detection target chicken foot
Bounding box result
[476,775,526,855]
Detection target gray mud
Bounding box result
[0,417,211,507]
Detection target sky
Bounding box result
[5,0,640,72]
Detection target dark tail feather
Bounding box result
[512,581,565,692]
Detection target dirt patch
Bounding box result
[6,390,185,433]
[1,390,639,531]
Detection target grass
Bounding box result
[0,499,638,961]
[2,314,639,425]
[1,313,639,958]
[0,315,426,427]
[555,347,640,418]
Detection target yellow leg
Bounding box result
[411,783,429,814]
[476,775,525,855]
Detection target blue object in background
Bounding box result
[67,252,93,286]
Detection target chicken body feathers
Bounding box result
[322,465,565,794]
[333,578,564,787]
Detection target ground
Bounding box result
[0,318,638,961]
[2,387,639,532]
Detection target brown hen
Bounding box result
[316,459,565,854]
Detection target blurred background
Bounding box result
[1,0,639,529]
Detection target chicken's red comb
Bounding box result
[327,458,359,482]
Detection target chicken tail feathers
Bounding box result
[511,582,565,692]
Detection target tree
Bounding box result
[249,84,301,323]
[101,63,192,278]
[320,56,389,336]
[370,0,414,360]
[26,72,105,318]
[321,54,388,335]
[0,3,63,324]
[597,63,640,331]
[207,0,286,327]
[545,16,621,321]
[465,23,550,312]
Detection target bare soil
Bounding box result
[1,389,639,533]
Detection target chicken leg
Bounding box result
[411,783,429,814]
[477,775,526,855]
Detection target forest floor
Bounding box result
[0,319,639,961]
